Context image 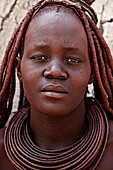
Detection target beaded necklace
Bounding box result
[4,98,109,169]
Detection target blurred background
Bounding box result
[0,0,113,112]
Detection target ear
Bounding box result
[16,57,22,82]
[88,73,95,84]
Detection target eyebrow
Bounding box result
[33,44,79,51]
[33,44,49,50]
[63,46,79,51]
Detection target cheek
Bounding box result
[21,63,39,99]
[21,60,41,83]
[70,68,91,94]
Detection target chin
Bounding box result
[43,108,69,117]
[36,104,70,117]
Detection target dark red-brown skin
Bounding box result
[22,9,91,117]
[21,7,91,149]
[0,6,113,170]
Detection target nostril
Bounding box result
[45,75,67,80]
[59,76,67,80]
[46,75,53,79]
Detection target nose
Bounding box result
[43,60,68,80]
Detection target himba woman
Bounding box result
[0,0,113,169]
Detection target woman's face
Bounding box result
[21,6,91,116]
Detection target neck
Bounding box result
[30,101,87,150]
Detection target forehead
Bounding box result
[23,5,88,52]
[33,4,80,21]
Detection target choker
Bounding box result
[4,98,109,169]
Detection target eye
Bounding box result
[31,55,48,61]
[66,57,82,63]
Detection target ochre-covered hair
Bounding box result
[0,0,113,128]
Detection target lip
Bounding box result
[41,84,68,99]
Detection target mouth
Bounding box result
[41,85,68,99]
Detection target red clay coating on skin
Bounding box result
[0,0,112,169]
[0,0,112,127]
[4,98,109,169]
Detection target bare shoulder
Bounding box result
[108,119,113,143]
[96,119,113,170]
[0,127,15,170]
[0,127,6,159]
[0,127,5,143]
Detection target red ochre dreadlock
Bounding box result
[0,0,113,128]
